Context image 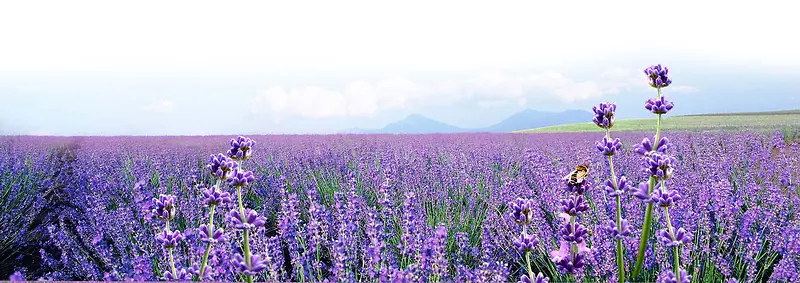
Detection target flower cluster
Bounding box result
[592,102,616,129]
[550,173,591,274]
[644,64,672,88]
[509,198,548,283]
[227,136,256,161]
[207,153,238,180]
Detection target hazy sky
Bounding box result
[1,1,799,135]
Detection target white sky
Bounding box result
[0,0,799,135]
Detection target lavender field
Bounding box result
[1,128,799,282]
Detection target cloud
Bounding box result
[140,99,174,113]
[250,69,641,119]
[670,85,700,93]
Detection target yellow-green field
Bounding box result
[515,111,800,133]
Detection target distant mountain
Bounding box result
[478,109,592,133]
[343,109,593,134]
[358,114,467,134]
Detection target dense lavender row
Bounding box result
[1,127,798,281]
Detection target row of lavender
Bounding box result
[2,127,798,282]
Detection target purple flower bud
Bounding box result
[188,263,215,280]
[151,194,177,221]
[9,271,25,281]
[592,102,616,129]
[650,188,682,207]
[633,136,671,155]
[550,241,590,274]
[227,208,266,230]
[509,198,534,225]
[163,267,191,281]
[202,186,232,206]
[656,227,693,248]
[565,179,591,195]
[644,64,672,88]
[603,219,632,239]
[206,153,238,180]
[227,169,256,187]
[646,152,677,180]
[634,181,653,202]
[231,253,268,275]
[519,273,550,283]
[227,136,256,161]
[513,233,539,253]
[559,221,589,243]
[198,224,226,243]
[645,96,675,114]
[604,176,630,197]
[656,268,691,283]
[156,229,185,249]
[596,136,623,156]
[560,195,589,216]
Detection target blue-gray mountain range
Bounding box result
[343,109,592,134]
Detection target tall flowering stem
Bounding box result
[593,102,630,282]
[510,198,549,283]
[195,154,233,280]
[152,194,188,281]
[550,174,592,276]
[633,64,673,278]
[224,136,264,283]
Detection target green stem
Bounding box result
[523,226,534,280]
[633,86,664,279]
[166,220,177,279]
[236,162,254,283]
[661,181,681,281]
[198,180,222,280]
[569,216,576,262]
[606,130,626,283]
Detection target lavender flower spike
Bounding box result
[513,234,539,253]
[228,208,266,230]
[509,198,534,225]
[650,188,683,207]
[231,253,268,275]
[202,186,232,207]
[207,153,238,180]
[560,195,590,216]
[604,219,633,239]
[592,102,617,129]
[646,152,677,180]
[596,136,623,156]
[228,169,256,187]
[519,273,550,283]
[163,267,191,281]
[633,136,671,156]
[656,268,691,283]
[604,176,630,197]
[151,194,177,221]
[227,136,256,161]
[156,229,185,249]
[198,224,226,243]
[656,228,693,248]
[645,96,675,114]
[644,64,672,88]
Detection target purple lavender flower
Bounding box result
[151,194,177,221]
[656,268,691,283]
[8,271,25,281]
[634,181,654,202]
[520,273,550,283]
[202,186,232,206]
[560,195,590,216]
[550,241,590,274]
[650,188,683,207]
[604,176,630,197]
[644,64,672,88]
[509,198,534,225]
[592,102,616,129]
[227,208,266,230]
[559,222,589,243]
[596,136,623,156]
[646,152,676,180]
[207,153,238,180]
[645,96,675,114]
[604,219,633,239]
[198,224,226,243]
[656,228,693,248]
[227,136,256,161]
[231,253,268,275]
[227,169,256,187]
[156,229,185,249]
[513,234,539,253]
[188,263,215,281]
[163,267,191,281]
[633,136,671,155]
[725,278,740,283]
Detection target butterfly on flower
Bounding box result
[563,164,589,186]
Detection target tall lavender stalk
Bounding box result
[632,64,674,278]
[194,154,235,280]
[593,102,631,282]
[223,136,266,283]
[550,173,592,276]
[510,198,549,283]
[152,194,189,281]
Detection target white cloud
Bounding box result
[670,85,700,93]
[140,99,174,113]
[251,68,640,118]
